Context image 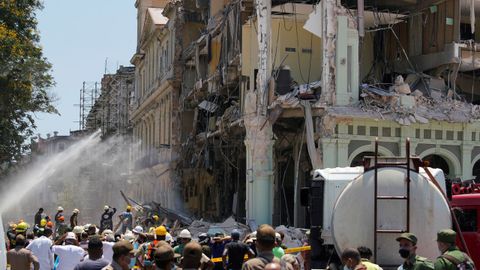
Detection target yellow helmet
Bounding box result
[126,205,132,211]
[155,226,167,236]
[16,222,29,233]
[152,215,159,221]
[40,219,47,227]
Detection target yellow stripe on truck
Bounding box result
[210,246,311,263]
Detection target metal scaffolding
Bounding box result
[75,82,100,130]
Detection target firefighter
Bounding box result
[396,233,434,270]
[173,229,192,255]
[100,205,117,232]
[54,206,64,228]
[119,206,133,234]
[70,208,79,228]
[434,229,475,270]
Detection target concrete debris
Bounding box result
[411,90,423,97]
[275,225,307,248]
[360,74,480,125]
[186,216,250,239]
[269,81,321,109]
[391,75,411,95]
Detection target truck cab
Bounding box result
[451,193,480,267]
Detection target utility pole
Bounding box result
[244,0,274,226]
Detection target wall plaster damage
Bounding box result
[129,0,480,227]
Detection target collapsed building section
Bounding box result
[130,0,480,227]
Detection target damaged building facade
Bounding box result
[130,0,480,226]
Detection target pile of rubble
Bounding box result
[360,74,480,125]
[178,216,308,247]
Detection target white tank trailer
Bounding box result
[303,148,452,269]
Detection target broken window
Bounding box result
[460,23,476,41]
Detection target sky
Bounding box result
[34,0,137,137]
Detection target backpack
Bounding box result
[442,253,475,270]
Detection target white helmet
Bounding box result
[73,209,79,214]
[179,229,192,239]
[57,206,64,211]
[72,226,84,234]
[124,232,135,242]
[104,205,109,211]
[102,229,114,236]
[132,226,144,234]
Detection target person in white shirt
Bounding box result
[27,228,54,270]
[52,232,86,270]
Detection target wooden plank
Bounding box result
[437,2,446,52]
[444,0,454,44]
[453,0,460,42]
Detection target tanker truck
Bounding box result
[301,139,479,269]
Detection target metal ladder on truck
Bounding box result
[365,138,418,264]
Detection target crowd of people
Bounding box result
[4,206,309,270]
[3,206,475,270]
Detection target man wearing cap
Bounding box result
[434,229,475,270]
[154,242,180,270]
[396,233,434,270]
[242,224,280,270]
[223,230,255,270]
[102,240,136,270]
[52,232,86,270]
[7,234,40,270]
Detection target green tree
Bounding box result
[0,0,57,172]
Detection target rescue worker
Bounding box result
[34,219,48,237]
[7,223,17,249]
[54,206,64,229]
[70,208,79,228]
[357,246,382,270]
[434,229,475,270]
[7,234,40,270]
[272,233,285,259]
[16,221,30,238]
[119,206,133,234]
[210,233,225,270]
[242,224,280,270]
[396,233,434,270]
[56,216,68,237]
[34,208,45,229]
[199,233,212,257]
[341,248,367,270]
[173,229,192,255]
[223,229,254,270]
[152,215,160,226]
[100,205,117,232]
[140,225,168,269]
